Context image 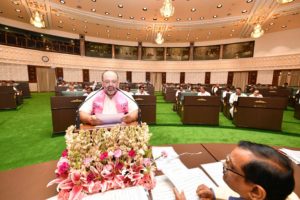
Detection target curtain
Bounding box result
[256,70,273,84]
[0,63,28,81]
[210,72,228,84]
[279,70,289,86]
[132,72,146,83]
[290,70,300,86]
[63,68,82,82]
[185,72,205,84]
[89,70,104,82]
[150,72,162,91]
[166,72,180,83]
[232,72,248,91]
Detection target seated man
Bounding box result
[249,89,263,98]
[79,70,138,125]
[176,86,185,101]
[135,85,149,95]
[197,86,211,96]
[174,141,296,200]
[229,87,247,117]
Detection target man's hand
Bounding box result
[173,188,186,200]
[89,115,102,125]
[196,184,215,200]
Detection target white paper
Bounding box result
[201,161,226,187]
[279,148,300,164]
[155,168,217,200]
[95,113,124,124]
[152,175,176,200]
[47,186,148,200]
[152,146,187,171]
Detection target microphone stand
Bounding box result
[116,88,142,126]
[75,87,103,129]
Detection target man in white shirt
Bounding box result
[135,85,149,95]
[175,86,185,100]
[197,86,211,96]
[249,90,263,98]
[229,87,247,117]
[79,70,138,125]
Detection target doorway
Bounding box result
[36,67,56,92]
[150,72,163,92]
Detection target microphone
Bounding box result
[75,87,103,129]
[116,88,142,126]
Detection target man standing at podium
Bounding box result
[79,70,138,125]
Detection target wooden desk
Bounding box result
[134,95,156,124]
[0,86,17,109]
[181,96,220,125]
[233,97,286,131]
[295,103,300,119]
[51,96,86,135]
[202,143,300,197]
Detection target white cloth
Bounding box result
[79,90,138,114]
[249,94,263,98]
[135,90,149,95]
[222,91,232,99]
[197,91,211,96]
[175,90,185,97]
[229,93,247,105]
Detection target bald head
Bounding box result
[102,70,119,81]
[101,70,119,97]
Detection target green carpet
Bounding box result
[0,92,300,171]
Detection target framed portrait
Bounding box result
[85,41,112,58]
[166,47,190,61]
[115,45,138,60]
[142,47,164,61]
[222,41,255,59]
[193,45,220,60]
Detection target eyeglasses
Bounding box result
[223,155,245,178]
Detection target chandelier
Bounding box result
[276,0,294,3]
[155,32,164,44]
[251,24,264,38]
[160,0,175,18]
[30,11,45,28]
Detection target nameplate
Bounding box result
[269,90,277,93]
[254,100,266,104]
[197,98,207,102]
[70,99,83,103]
[135,97,144,101]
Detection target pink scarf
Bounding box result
[92,90,128,114]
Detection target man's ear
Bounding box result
[248,185,266,200]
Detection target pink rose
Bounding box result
[114,149,122,158]
[61,149,68,157]
[100,152,108,160]
[128,149,136,158]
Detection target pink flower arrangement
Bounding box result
[48,124,156,200]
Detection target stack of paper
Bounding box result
[279,148,300,164]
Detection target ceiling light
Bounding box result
[15,9,21,12]
[155,32,164,44]
[242,10,247,13]
[30,11,45,28]
[246,0,253,3]
[191,8,196,12]
[176,18,181,21]
[118,4,123,8]
[213,15,217,18]
[60,0,65,4]
[130,16,134,19]
[141,17,145,20]
[105,12,109,15]
[91,8,96,12]
[276,0,294,3]
[251,24,264,38]
[217,4,222,8]
[143,7,147,11]
[160,0,175,18]
[118,14,122,17]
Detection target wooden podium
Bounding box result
[233,97,286,131]
[0,86,17,109]
[181,96,220,125]
[50,96,86,135]
[133,95,156,124]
